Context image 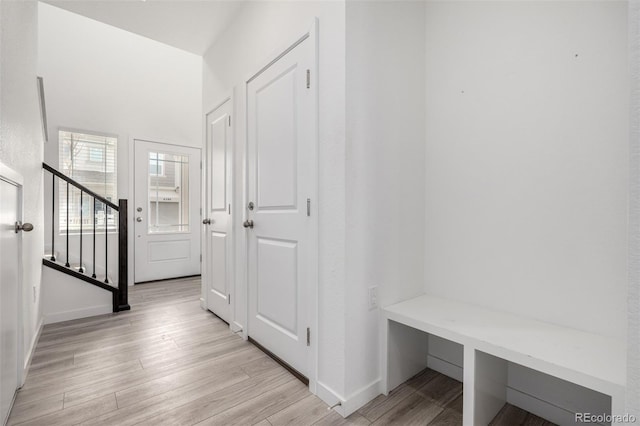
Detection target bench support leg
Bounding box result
[385,320,429,393]
[464,347,507,426]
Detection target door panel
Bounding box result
[0,177,19,424]
[134,141,201,283]
[256,67,298,209]
[256,238,298,337]
[247,35,316,377]
[210,114,227,212]
[205,100,233,323]
[209,232,227,297]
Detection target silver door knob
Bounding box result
[136,217,142,222]
[14,222,34,233]
[202,218,212,225]
[243,220,254,229]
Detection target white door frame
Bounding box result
[132,138,202,283]
[239,19,319,392]
[203,92,236,327]
[0,161,26,391]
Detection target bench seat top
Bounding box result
[383,294,625,395]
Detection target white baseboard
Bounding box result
[315,381,346,415]
[199,297,206,310]
[427,354,463,382]
[315,379,382,418]
[506,387,604,426]
[44,304,112,325]
[341,379,381,417]
[22,318,44,385]
[230,321,243,333]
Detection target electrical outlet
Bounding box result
[368,286,378,310]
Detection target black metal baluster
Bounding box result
[65,181,70,267]
[92,197,96,278]
[105,203,109,284]
[78,191,84,273]
[51,174,56,261]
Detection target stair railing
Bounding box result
[42,162,129,312]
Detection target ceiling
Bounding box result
[43,0,247,55]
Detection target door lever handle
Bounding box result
[243,220,254,229]
[202,218,212,225]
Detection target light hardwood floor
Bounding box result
[8,277,553,425]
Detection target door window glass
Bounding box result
[148,151,190,233]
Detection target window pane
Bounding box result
[148,151,189,234]
[59,130,117,233]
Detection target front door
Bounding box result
[0,172,21,424]
[246,33,317,377]
[204,100,233,323]
[134,140,201,283]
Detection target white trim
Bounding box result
[316,378,382,418]
[427,354,464,382]
[341,379,382,417]
[231,321,243,334]
[506,388,597,426]
[204,94,232,118]
[57,126,119,140]
[22,319,44,386]
[315,380,346,413]
[241,18,320,389]
[43,304,112,325]
[0,163,24,186]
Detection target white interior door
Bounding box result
[204,100,233,323]
[246,34,317,377]
[134,140,201,283]
[0,174,21,424]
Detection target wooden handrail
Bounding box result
[43,162,119,210]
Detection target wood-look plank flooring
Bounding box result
[8,277,555,425]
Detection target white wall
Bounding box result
[38,2,202,287]
[628,0,640,419]
[423,1,629,340]
[0,0,44,372]
[344,0,426,406]
[41,265,112,324]
[202,1,347,403]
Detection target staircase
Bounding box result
[42,162,130,313]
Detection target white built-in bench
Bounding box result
[381,294,626,426]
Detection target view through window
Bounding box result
[59,130,117,232]
[148,151,190,233]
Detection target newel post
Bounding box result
[117,199,131,311]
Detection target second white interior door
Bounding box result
[204,100,233,323]
[134,140,201,283]
[246,33,317,377]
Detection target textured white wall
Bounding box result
[38,2,202,287]
[0,0,44,369]
[424,1,628,339]
[345,0,426,403]
[202,1,347,402]
[628,0,640,419]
